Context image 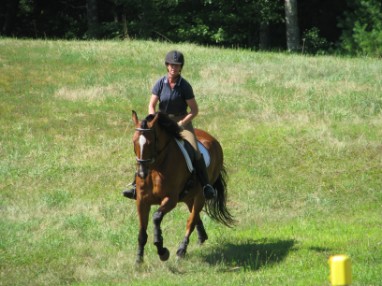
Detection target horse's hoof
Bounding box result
[176,248,186,258]
[196,224,208,245]
[159,248,170,261]
[198,238,207,245]
[135,256,144,265]
[198,233,208,244]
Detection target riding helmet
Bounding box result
[165,50,184,67]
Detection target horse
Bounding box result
[131,110,234,264]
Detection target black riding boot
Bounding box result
[194,155,217,200]
[122,176,137,200]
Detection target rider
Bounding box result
[123,50,216,200]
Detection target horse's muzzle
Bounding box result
[138,165,148,179]
[135,156,154,179]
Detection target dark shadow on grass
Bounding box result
[202,238,295,271]
[308,246,332,253]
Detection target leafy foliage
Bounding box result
[338,0,382,57]
[302,27,328,54]
[4,0,382,56]
[1,0,342,51]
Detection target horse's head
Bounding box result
[132,110,183,179]
[132,111,159,179]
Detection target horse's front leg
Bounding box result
[137,227,148,264]
[136,202,150,264]
[152,196,177,261]
[152,210,170,261]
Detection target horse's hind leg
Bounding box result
[176,199,204,258]
[176,236,190,258]
[176,214,197,258]
[196,220,208,244]
[176,222,207,257]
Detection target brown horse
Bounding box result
[131,110,234,264]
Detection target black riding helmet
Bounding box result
[165,50,184,67]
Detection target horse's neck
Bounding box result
[155,130,175,163]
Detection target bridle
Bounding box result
[134,120,174,179]
[135,127,157,165]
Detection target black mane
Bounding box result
[143,112,183,140]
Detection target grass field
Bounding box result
[1,38,381,285]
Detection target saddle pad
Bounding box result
[198,142,211,167]
[175,139,211,173]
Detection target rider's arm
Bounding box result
[148,94,159,115]
[179,98,199,126]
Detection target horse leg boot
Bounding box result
[176,236,189,258]
[194,155,217,200]
[122,174,136,200]
[153,210,170,261]
[136,229,148,264]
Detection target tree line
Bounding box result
[1,0,381,56]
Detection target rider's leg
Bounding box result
[122,174,136,199]
[179,124,216,200]
[194,154,216,200]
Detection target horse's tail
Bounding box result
[205,166,235,227]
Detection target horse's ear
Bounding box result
[147,113,159,128]
[132,110,139,126]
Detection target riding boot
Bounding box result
[194,155,217,200]
[122,175,137,200]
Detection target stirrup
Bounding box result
[122,184,136,199]
[203,184,216,200]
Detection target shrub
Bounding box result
[339,0,382,57]
[302,27,329,55]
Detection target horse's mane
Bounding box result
[141,112,183,140]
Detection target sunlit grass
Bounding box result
[1,38,381,285]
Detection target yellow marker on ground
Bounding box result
[329,255,352,285]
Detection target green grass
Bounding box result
[1,38,381,285]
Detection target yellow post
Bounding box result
[329,255,352,285]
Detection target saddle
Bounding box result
[174,139,212,200]
[175,139,211,172]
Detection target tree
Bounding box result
[0,0,366,55]
[257,0,283,50]
[1,0,20,36]
[86,0,99,38]
[284,0,300,51]
[338,0,382,57]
